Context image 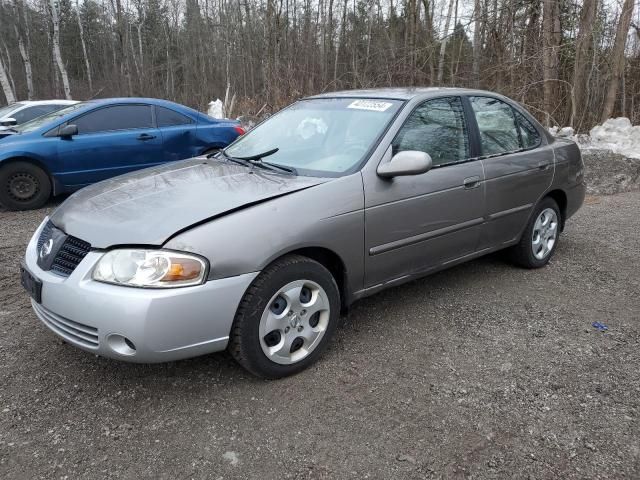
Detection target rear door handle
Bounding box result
[137,133,156,141]
[463,176,481,189]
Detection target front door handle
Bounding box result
[137,133,156,141]
[538,161,550,170]
[463,176,481,189]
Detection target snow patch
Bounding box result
[551,117,640,159]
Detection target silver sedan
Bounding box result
[21,88,586,378]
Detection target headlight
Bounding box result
[93,249,207,288]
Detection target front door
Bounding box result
[363,96,486,288]
[55,104,164,188]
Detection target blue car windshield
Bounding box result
[224,98,403,176]
[14,102,88,133]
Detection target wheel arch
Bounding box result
[0,156,57,193]
[277,246,351,312]
[545,189,568,230]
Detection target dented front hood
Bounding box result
[50,158,328,248]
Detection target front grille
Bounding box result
[51,236,91,276]
[32,301,99,348]
[37,221,91,277]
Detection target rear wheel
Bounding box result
[509,197,561,268]
[228,255,340,379]
[0,161,52,211]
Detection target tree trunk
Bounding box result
[472,0,482,87]
[49,0,72,99]
[542,0,561,126]
[437,0,455,84]
[14,26,33,100]
[601,0,634,122]
[0,54,16,104]
[75,1,93,94]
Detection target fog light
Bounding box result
[107,334,137,356]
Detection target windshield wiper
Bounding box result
[224,148,297,175]
[234,148,279,161]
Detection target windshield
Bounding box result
[14,102,88,133]
[0,103,25,118]
[225,98,403,176]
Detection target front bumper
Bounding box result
[24,221,258,363]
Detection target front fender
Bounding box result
[164,173,366,299]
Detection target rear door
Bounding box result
[363,96,485,288]
[465,96,554,249]
[155,105,201,161]
[55,104,164,187]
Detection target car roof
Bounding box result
[306,87,502,101]
[13,100,78,107]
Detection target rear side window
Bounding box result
[514,110,541,149]
[73,105,153,134]
[469,96,521,156]
[392,96,469,167]
[156,106,193,127]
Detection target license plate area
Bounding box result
[20,262,42,303]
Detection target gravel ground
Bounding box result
[1,192,639,479]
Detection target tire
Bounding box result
[228,255,341,379]
[0,161,52,211]
[509,197,561,268]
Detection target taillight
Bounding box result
[234,126,245,136]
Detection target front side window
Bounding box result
[225,98,402,176]
[156,106,193,127]
[469,96,521,156]
[73,105,153,134]
[392,97,469,167]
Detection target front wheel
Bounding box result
[0,161,52,211]
[509,197,561,268]
[228,255,340,379]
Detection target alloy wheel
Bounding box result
[259,279,331,365]
[531,207,558,260]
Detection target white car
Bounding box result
[0,100,78,130]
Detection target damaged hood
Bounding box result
[50,158,329,248]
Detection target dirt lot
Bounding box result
[1,192,639,479]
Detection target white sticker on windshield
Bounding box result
[347,100,393,112]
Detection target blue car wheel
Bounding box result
[0,162,52,211]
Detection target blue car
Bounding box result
[0,98,244,210]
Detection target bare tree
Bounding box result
[601,0,635,121]
[49,0,71,99]
[437,0,456,83]
[75,0,93,94]
[0,52,16,104]
[542,0,561,126]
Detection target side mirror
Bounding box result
[59,124,78,138]
[0,117,16,127]
[377,150,433,178]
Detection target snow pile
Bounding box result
[551,117,640,159]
